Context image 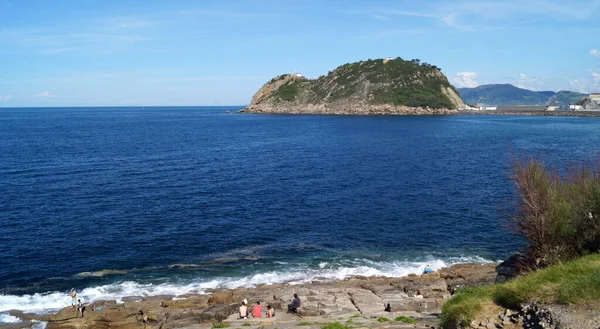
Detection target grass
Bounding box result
[395,316,417,324]
[297,323,314,326]
[241,322,251,327]
[440,254,600,328]
[377,317,390,322]
[212,324,231,329]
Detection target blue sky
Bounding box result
[1,0,599,107]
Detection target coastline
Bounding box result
[457,110,600,117]
[239,105,600,117]
[3,263,497,329]
[238,104,457,115]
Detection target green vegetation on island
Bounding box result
[246,57,464,112]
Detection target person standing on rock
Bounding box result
[239,299,249,319]
[252,300,262,318]
[287,294,301,314]
[77,299,85,317]
[69,288,77,308]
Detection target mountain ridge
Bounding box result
[457,84,586,107]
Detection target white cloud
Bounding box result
[569,79,587,93]
[0,95,12,101]
[33,91,54,98]
[453,72,478,88]
[591,49,600,58]
[357,0,600,31]
[593,72,600,89]
[515,73,539,90]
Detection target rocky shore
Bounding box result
[5,261,597,329]
[3,263,496,329]
[239,104,457,116]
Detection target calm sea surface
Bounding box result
[1,107,600,315]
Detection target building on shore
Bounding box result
[495,105,548,112]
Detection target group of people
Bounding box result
[238,299,275,319]
[238,293,301,319]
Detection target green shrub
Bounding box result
[212,324,230,329]
[511,160,600,269]
[377,317,390,322]
[297,323,313,326]
[395,316,417,324]
[241,322,251,327]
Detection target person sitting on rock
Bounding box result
[252,300,262,318]
[266,305,275,318]
[414,290,423,298]
[423,264,432,275]
[287,294,301,314]
[239,299,249,319]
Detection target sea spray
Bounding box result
[0,313,21,323]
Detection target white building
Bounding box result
[590,93,600,103]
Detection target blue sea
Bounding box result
[1,106,600,322]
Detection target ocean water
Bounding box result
[1,107,600,319]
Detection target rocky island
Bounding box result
[239,58,465,115]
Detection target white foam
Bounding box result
[0,255,491,315]
[32,320,47,329]
[0,313,21,323]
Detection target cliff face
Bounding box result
[241,57,464,115]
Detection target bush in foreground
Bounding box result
[511,159,600,269]
[440,254,600,328]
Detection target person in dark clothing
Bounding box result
[77,299,85,317]
[287,294,301,313]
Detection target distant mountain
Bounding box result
[457,84,586,107]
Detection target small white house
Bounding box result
[570,104,584,110]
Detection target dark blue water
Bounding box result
[1,107,599,313]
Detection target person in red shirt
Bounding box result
[252,300,262,318]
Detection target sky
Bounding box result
[1,0,599,107]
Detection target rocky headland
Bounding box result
[239,58,465,115]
